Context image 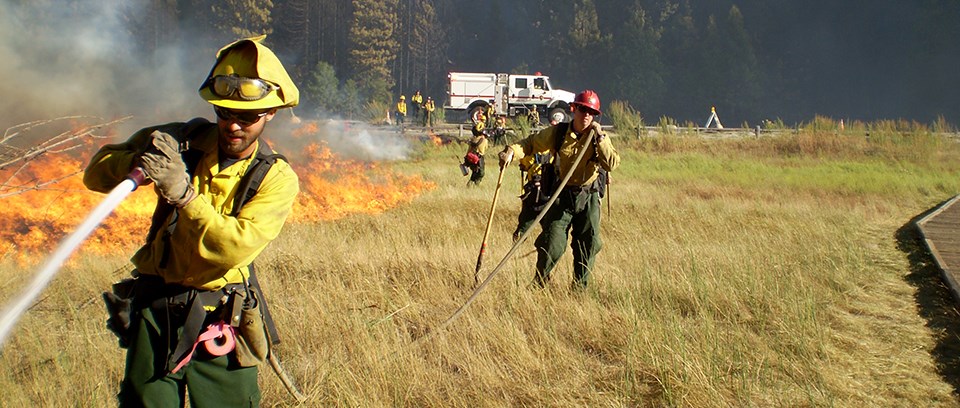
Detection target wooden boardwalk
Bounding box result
[917,195,960,297]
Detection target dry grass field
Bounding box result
[3,123,960,407]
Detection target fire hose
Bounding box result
[0,168,148,350]
[417,131,596,344]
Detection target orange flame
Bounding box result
[0,153,155,262]
[291,142,434,222]
[0,122,434,261]
[427,131,444,146]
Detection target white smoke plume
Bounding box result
[2,1,414,161]
[2,0,211,139]
[321,120,411,161]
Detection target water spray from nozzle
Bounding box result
[0,168,147,350]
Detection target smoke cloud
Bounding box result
[1,1,414,161]
[2,0,211,139]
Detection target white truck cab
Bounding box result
[445,72,575,124]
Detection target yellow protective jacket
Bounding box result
[397,100,407,116]
[83,122,300,290]
[411,93,423,106]
[507,121,619,187]
[469,134,488,156]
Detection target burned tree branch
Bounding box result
[0,171,83,199]
[0,116,130,198]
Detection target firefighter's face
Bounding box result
[215,107,277,158]
[572,105,597,132]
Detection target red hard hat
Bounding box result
[570,90,601,115]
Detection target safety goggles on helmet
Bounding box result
[206,75,278,101]
[214,106,270,126]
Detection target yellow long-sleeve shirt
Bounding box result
[506,121,619,187]
[83,121,300,290]
[469,134,488,156]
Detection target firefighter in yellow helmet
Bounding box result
[423,96,436,127]
[83,35,299,406]
[395,95,408,126]
[411,90,424,123]
[462,128,488,185]
[472,109,486,137]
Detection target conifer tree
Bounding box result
[561,0,612,87]
[409,0,445,95]
[304,61,340,117]
[350,0,399,101]
[210,0,274,38]
[610,4,666,109]
[700,5,763,123]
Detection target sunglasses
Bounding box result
[576,106,600,116]
[214,106,270,126]
[206,75,278,101]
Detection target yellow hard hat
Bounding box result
[400,95,405,100]
[199,35,299,110]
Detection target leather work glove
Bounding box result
[498,148,514,168]
[138,131,196,207]
[591,122,606,143]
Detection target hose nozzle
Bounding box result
[126,167,148,189]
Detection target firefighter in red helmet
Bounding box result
[499,89,620,290]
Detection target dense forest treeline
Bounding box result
[10,0,960,126]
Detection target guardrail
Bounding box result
[419,123,767,140]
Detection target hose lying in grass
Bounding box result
[416,131,596,345]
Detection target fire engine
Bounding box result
[444,72,575,124]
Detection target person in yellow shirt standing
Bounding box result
[83,35,300,406]
[485,102,496,128]
[395,95,407,126]
[411,90,424,124]
[423,96,436,127]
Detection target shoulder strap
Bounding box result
[553,122,569,153]
[549,121,569,171]
[231,141,287,216]
[233,141,287,345]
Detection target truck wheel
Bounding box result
[548,107,569,124]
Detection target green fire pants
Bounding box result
[534,188,603,289]
[118,304,260,407]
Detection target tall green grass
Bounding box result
[606,100,643,135]
[2,127,960,406]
